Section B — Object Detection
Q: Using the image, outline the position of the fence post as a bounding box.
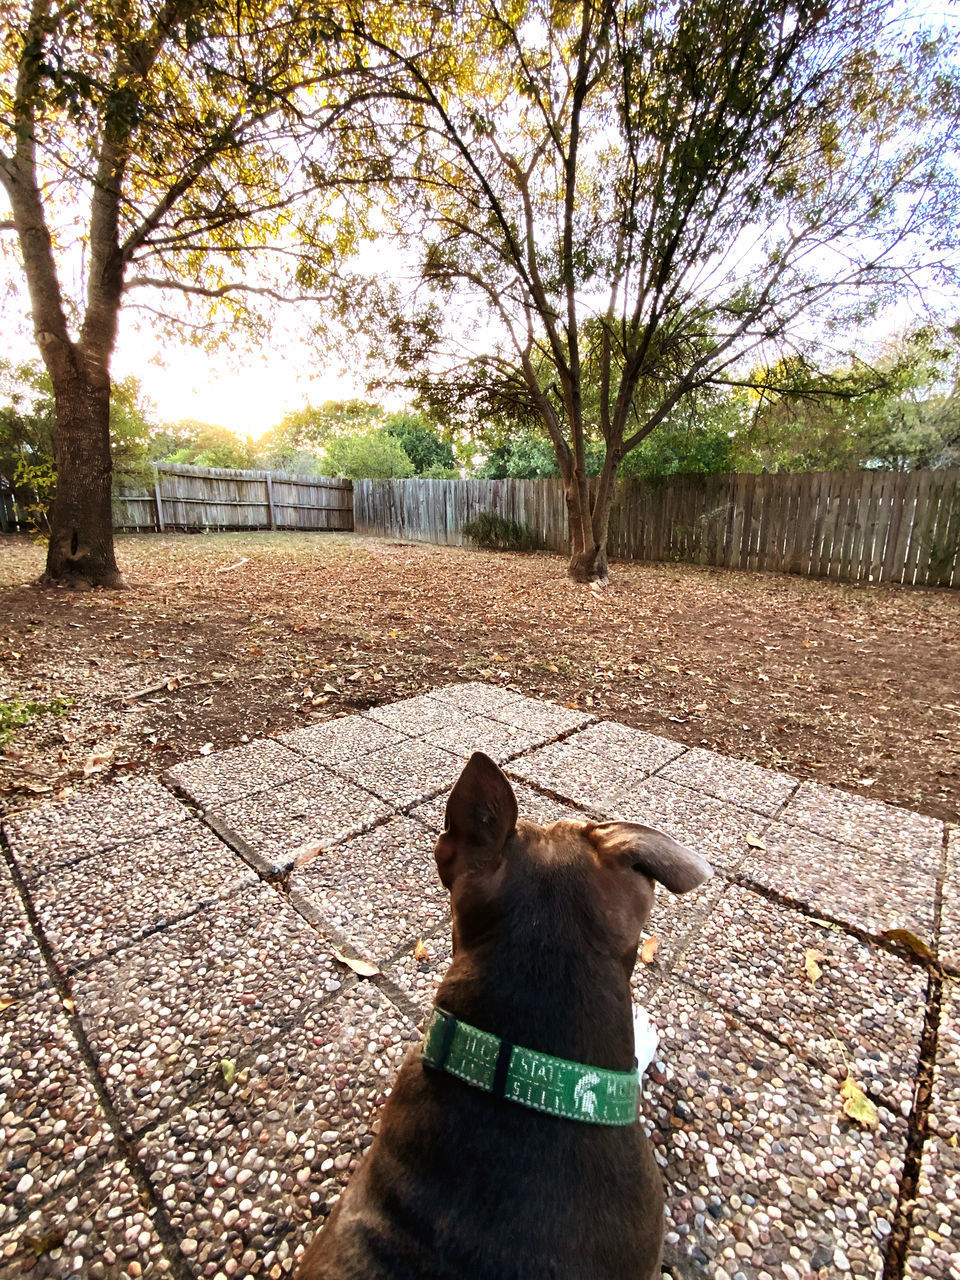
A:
[265,472,276,530]
[153,466,166,533]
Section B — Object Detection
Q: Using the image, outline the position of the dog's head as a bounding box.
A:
[435,752,712,975]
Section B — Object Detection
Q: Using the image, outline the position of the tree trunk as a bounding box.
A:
[565,478,609,582]
[43,373,123,588]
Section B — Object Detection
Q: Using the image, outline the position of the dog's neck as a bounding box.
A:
[435,932,636,1073]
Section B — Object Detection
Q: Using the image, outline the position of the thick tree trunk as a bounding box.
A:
[43,373,123,588]
[565,478,609,582]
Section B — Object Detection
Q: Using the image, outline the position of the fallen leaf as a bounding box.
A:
[198,742,214,755]
[880,929,936,963]
[664,664,680,674]
[640,935,659,964]
[221,1058,236,1087]
[292,841,324,869]
[839,1075,878,1130]
[413,938,430,961]
[82,749,114,776]
[804,948,826,986]
[24,1230,67,1257]
[63,998,75,1013]
[332,948,380,977]
[0,997,18,1013]
[745,833,766,850]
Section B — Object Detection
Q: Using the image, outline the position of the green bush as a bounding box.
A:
[323,429,416,479]
[461,511,543,552]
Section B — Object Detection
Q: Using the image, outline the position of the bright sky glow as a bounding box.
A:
[114,330,366,440]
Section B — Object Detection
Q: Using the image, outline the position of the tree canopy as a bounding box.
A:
[359,0,960,577]
[0,0,386,581]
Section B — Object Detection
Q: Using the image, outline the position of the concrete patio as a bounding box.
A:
[1,683,957,1279]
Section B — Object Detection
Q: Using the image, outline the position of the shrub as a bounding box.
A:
[323,430,416,479]
[461,511,543,552]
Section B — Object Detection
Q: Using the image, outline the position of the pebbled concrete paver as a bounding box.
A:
[166,738,315,809]
[780,781,944,873]
[2,775,189,880]
[645,982,906,1279]
[904,1135,960,1280]
[0,989,114,1228]
[657,745,798,816]
[0,860,48,1000]
[1,683,953,1279]
[740,822,939,945]
[290,815,448,962]
[0,1156,170,1278]
[209,768,392,874]
[277,714,410,767]
[137,985,415,1277]
[72,883,345,1131]
[674,883,927,1115]
[31,820,255,972]
[332,738,463,809]
[566,719,687,773]
[942,826,960,974]
[930,979,960,1142]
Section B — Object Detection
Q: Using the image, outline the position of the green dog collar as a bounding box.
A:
[421,1007,639,1127]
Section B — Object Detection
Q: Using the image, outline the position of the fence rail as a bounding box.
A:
[354,470,960,587]
[113,463,353,533]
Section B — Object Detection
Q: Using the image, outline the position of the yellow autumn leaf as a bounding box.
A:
[879,929,935,963]
[839,1076,878,1130]
[804,948,826,986]
[221,1058,236,1087]
[413,938,430,961]
[640,935,659,964]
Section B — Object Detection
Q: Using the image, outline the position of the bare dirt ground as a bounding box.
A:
[1,530,957,823]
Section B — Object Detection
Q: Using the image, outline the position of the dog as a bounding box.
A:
[296,751,712,1279]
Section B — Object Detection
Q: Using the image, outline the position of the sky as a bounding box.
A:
[114,328,366,441]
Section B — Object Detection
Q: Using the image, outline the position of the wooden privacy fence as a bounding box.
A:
[353,470,960,587]
[113,463,353,533]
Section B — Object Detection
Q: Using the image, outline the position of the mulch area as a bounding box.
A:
[1,530,957,823]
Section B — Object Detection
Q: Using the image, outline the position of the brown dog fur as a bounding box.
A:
[296,752,712,1280]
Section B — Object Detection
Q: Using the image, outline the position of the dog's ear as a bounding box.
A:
[434,752,518,889]
[588,822,712,893]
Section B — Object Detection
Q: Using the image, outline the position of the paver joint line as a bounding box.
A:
[880,968,945,1280]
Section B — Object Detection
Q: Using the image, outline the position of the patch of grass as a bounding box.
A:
[0,696,73,745]
[461,512,543,552]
